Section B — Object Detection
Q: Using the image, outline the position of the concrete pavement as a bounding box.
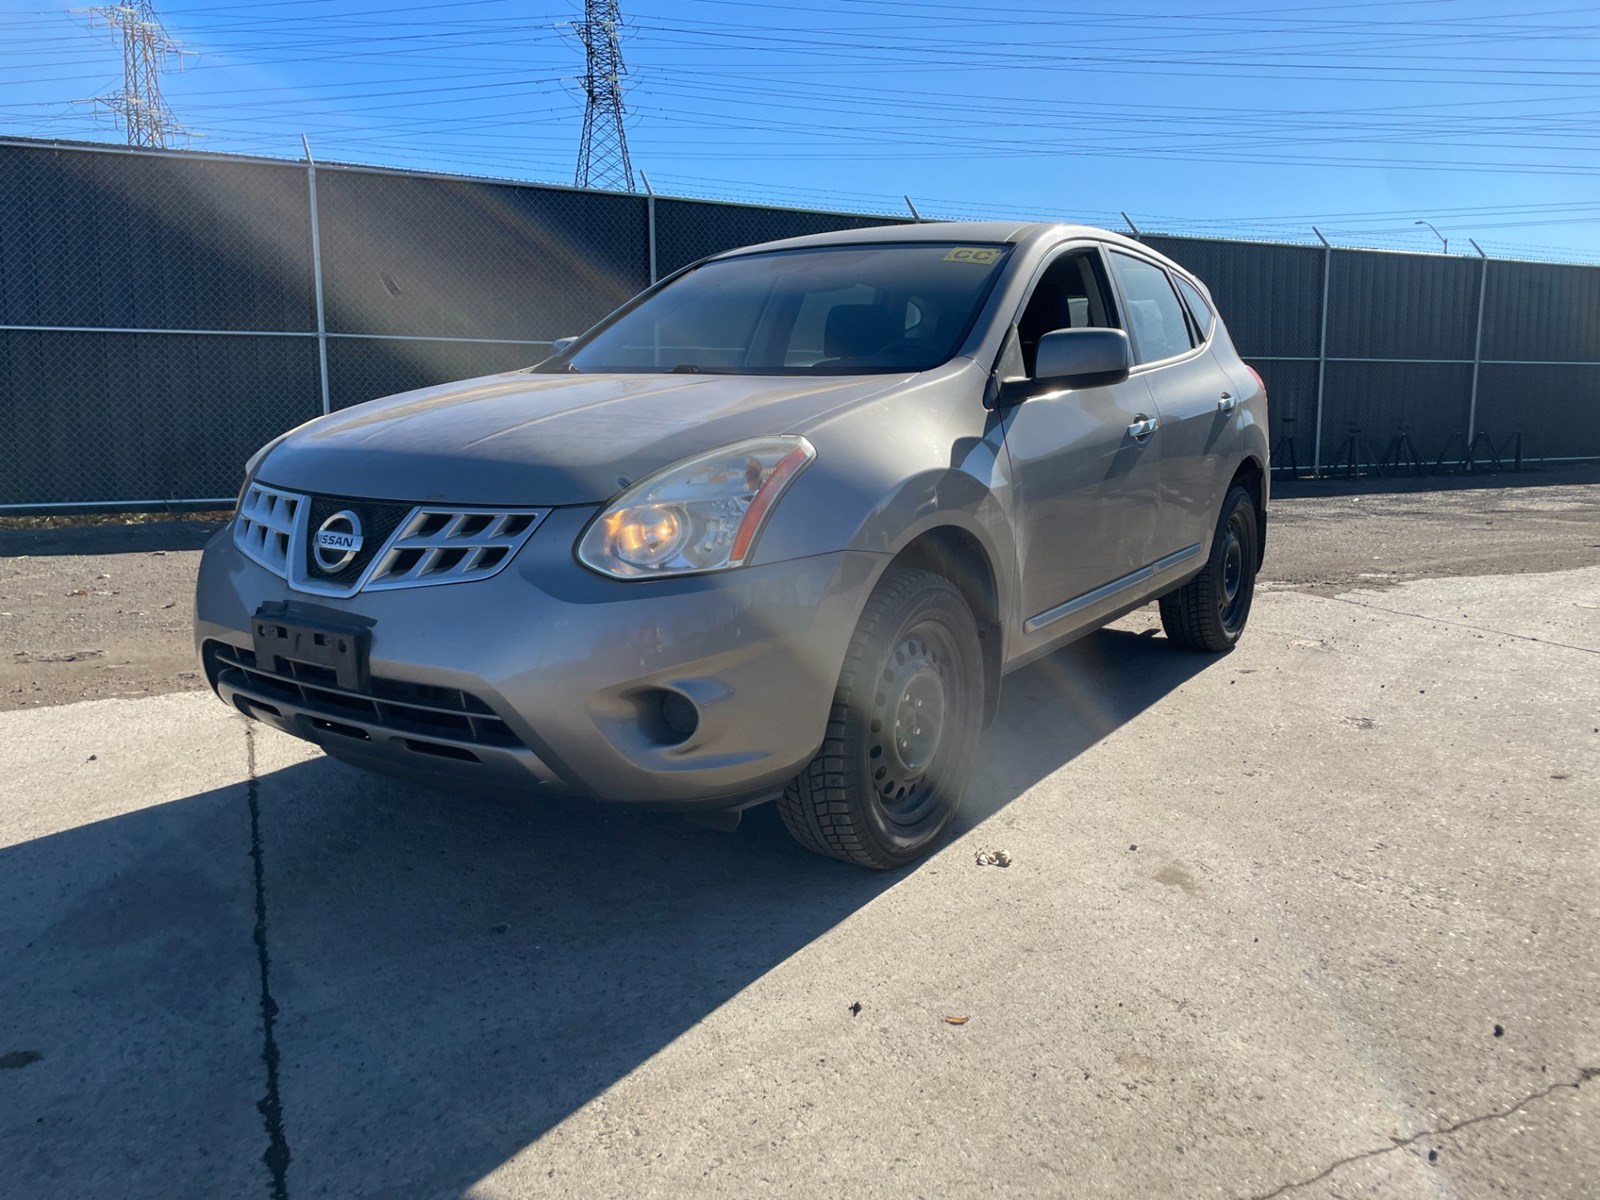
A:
[1,693,269,1198]
[2,567,1596,1198]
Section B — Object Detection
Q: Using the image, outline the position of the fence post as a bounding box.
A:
[1313,227,1332,476]
[301,134,332,416]
[648,196,658,284]
[640,170,658,285]
[1467,239,1489,445]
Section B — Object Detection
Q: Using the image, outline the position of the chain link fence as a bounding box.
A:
[2,137,1597,510]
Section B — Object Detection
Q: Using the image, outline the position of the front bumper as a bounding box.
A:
[196,506,884,810]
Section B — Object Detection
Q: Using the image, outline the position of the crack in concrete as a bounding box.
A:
[1243,1068,1599,1200]
[1326,594,1600,656]
[245,721,292,1200]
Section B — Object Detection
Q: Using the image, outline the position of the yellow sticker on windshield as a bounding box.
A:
[945,247,1001,264]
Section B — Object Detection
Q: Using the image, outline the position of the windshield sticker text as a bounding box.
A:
[945,247,1001,264]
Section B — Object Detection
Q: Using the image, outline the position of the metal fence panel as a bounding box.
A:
[316,168,649,341]
[654,198,907,277]
[1144,236,1325,359]
[3,138,1599,509]
[1320,360,1474,459]
[1327,249,1481,361]
[326,336,549,412]
[0,330,320,506]
[1248,359,1318,463]
[1476,363,1600,461]
[0,142,315,332]
[1482,260,1600,364]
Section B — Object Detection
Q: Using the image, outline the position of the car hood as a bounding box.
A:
[255,369,913,506]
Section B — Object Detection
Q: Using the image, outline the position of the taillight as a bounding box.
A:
[1246,364,1266,402]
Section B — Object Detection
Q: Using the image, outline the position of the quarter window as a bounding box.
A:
[1174,276,1214,341]
[1109,251,1195,364]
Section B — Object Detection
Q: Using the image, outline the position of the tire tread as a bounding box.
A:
[1159,484,1257,653]
[778,567,971,869]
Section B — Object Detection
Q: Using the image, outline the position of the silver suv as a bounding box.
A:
[196,221,1268,868]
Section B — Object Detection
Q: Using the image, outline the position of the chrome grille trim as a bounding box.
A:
[233,482,303,578]
[364,507,550,591]
[231,485,547,594]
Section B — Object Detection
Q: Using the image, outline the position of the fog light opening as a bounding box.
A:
[657,689,700,744]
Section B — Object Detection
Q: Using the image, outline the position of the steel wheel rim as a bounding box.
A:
[1218,511,1250,633]
[866,623,959,829]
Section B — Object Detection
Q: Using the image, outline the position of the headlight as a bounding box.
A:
[578,436,816,578]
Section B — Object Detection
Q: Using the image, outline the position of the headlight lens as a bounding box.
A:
[578,436,815,578]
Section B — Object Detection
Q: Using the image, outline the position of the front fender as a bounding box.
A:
[749,360,1018,624]
[854,470,1017,611]
[741,455,1017,737]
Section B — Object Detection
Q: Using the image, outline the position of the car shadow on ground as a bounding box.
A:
[1,625,1212,1199]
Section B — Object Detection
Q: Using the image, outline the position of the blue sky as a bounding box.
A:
[4,0,1599,260]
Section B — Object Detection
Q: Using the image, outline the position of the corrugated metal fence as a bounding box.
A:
[1142,235,1600,478]
[1,137,1597,510]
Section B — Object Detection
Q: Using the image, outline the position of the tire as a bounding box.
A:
[778,566,984,869]
[1159,484,1259,653]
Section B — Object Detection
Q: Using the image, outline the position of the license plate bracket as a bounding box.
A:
[251,602,372,691]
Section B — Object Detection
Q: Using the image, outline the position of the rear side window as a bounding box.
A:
[1109,251,1194,365]
[1174,276,1214,340]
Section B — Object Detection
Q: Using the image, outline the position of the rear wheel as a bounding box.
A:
[1159,484,1259,652]
[778,567,983,869]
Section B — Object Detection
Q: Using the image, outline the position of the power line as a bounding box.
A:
[574,0,634,191]
[6,0,1599,255]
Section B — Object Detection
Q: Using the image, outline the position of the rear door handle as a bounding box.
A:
[1127,416,1159,440]
[1217,392,1237,413]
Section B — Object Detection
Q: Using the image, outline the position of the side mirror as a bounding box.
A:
[1033,328,1132,387]
[550,336,578,355]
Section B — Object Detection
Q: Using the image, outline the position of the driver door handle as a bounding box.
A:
[1217,392,1238,413]
[1127,415,1159,440]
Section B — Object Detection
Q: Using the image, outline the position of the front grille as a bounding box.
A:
[231,483,549,595]
[364,508,548,590]
[206,641,522,750]
[234,483,302,576]
[302,495,414,590]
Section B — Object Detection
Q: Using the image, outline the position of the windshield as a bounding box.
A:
[558,242,1011,375]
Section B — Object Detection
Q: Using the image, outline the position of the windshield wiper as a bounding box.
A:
[668,363,703,373]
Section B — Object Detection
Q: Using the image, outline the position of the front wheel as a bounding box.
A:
[1159,484,1259,652]
[778,566,983,869]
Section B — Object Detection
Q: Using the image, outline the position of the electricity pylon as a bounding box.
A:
[574,0,634,191]
[89,1,186,148]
